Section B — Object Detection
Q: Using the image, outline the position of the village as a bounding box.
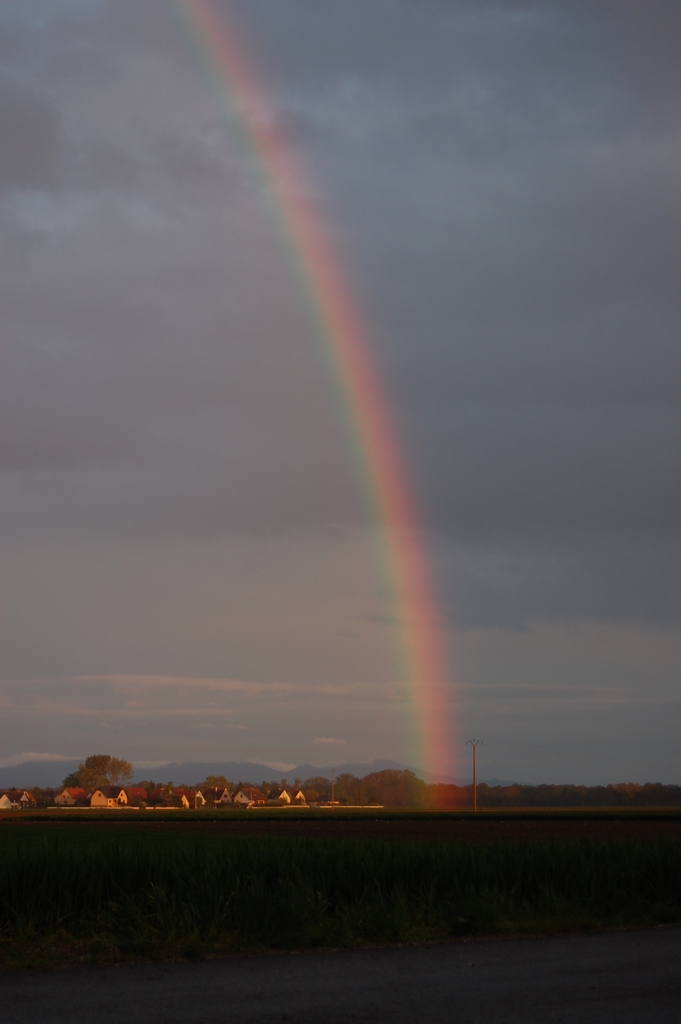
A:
[0,783,311,811]
[4,774,681,811]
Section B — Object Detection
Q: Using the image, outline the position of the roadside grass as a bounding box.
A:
[1,830,681,968]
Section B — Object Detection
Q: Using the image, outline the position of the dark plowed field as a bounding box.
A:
[5,816,681,842]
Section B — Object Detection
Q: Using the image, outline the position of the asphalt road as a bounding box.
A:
[3,928,681,1023]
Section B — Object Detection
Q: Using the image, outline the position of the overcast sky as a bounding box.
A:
[1,0,680,783]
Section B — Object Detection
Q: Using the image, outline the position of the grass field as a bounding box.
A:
[5,806,681,823]
[1,826,681,969]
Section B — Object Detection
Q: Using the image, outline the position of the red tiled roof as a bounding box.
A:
[235,787,265,800]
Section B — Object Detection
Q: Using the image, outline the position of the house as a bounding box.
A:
[199,787,231,807]
[124,787,148,805]
[0,790,38,809]
[147,786,198,808]
[55,787,88,807]
[166,787,206,808]
[271,788,307,805]
[90,786,128,808]
[232,787,266,807]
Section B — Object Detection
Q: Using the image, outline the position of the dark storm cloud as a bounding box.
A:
[2,0,680,632]
[436,534,681,631]
[249,0,681,628]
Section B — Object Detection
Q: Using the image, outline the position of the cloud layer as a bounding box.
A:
[1,1,680,781]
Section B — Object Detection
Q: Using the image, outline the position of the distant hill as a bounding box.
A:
[0,760,81,789]
[0,757,495,789]
[131,758,468,786]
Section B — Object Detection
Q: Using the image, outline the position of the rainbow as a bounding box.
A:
[172,0,457,779]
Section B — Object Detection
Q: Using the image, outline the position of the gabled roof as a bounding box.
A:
[200,787,231,802]
[1,789,36,803]
[92,786,126,798]
[60,788,86,798]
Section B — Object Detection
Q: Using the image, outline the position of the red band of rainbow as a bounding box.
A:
[173,0,457,779]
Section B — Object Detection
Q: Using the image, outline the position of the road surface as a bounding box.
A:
[3,927,681,1023]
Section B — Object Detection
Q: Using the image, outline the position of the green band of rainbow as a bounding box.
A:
[173,0,457,779]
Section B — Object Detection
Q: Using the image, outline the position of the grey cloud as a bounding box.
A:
[0,80,60,190]
[411,404,681,536]
[437,534,681,631]
[2,1,681,781]
[2,1,679,558]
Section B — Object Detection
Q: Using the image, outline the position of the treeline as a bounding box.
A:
[428,782,681,808]
[328,777,681,808]
[305,769,427,807]
[12,769,681,810]
[147,773,681,809]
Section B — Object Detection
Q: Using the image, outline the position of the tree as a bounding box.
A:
[71,754,133,792]
[361,769,426,808]
[201,775,229,790]
[107,757,134,786]
[31,787,54,808]
[135,781,156,799]
[75,755,112,791]
[303,776,331,800]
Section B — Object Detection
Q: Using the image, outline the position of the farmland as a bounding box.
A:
[3,805,681,842]
[2,812,681,969]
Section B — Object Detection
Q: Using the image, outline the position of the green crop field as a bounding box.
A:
[1,827,681,969]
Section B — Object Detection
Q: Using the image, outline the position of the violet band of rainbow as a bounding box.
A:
[172,0,457,779]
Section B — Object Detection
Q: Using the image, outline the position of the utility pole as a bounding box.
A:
[331,768,335,807]
[466,739,483,812]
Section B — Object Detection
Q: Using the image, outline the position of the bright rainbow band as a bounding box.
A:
[173,0,457,779]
